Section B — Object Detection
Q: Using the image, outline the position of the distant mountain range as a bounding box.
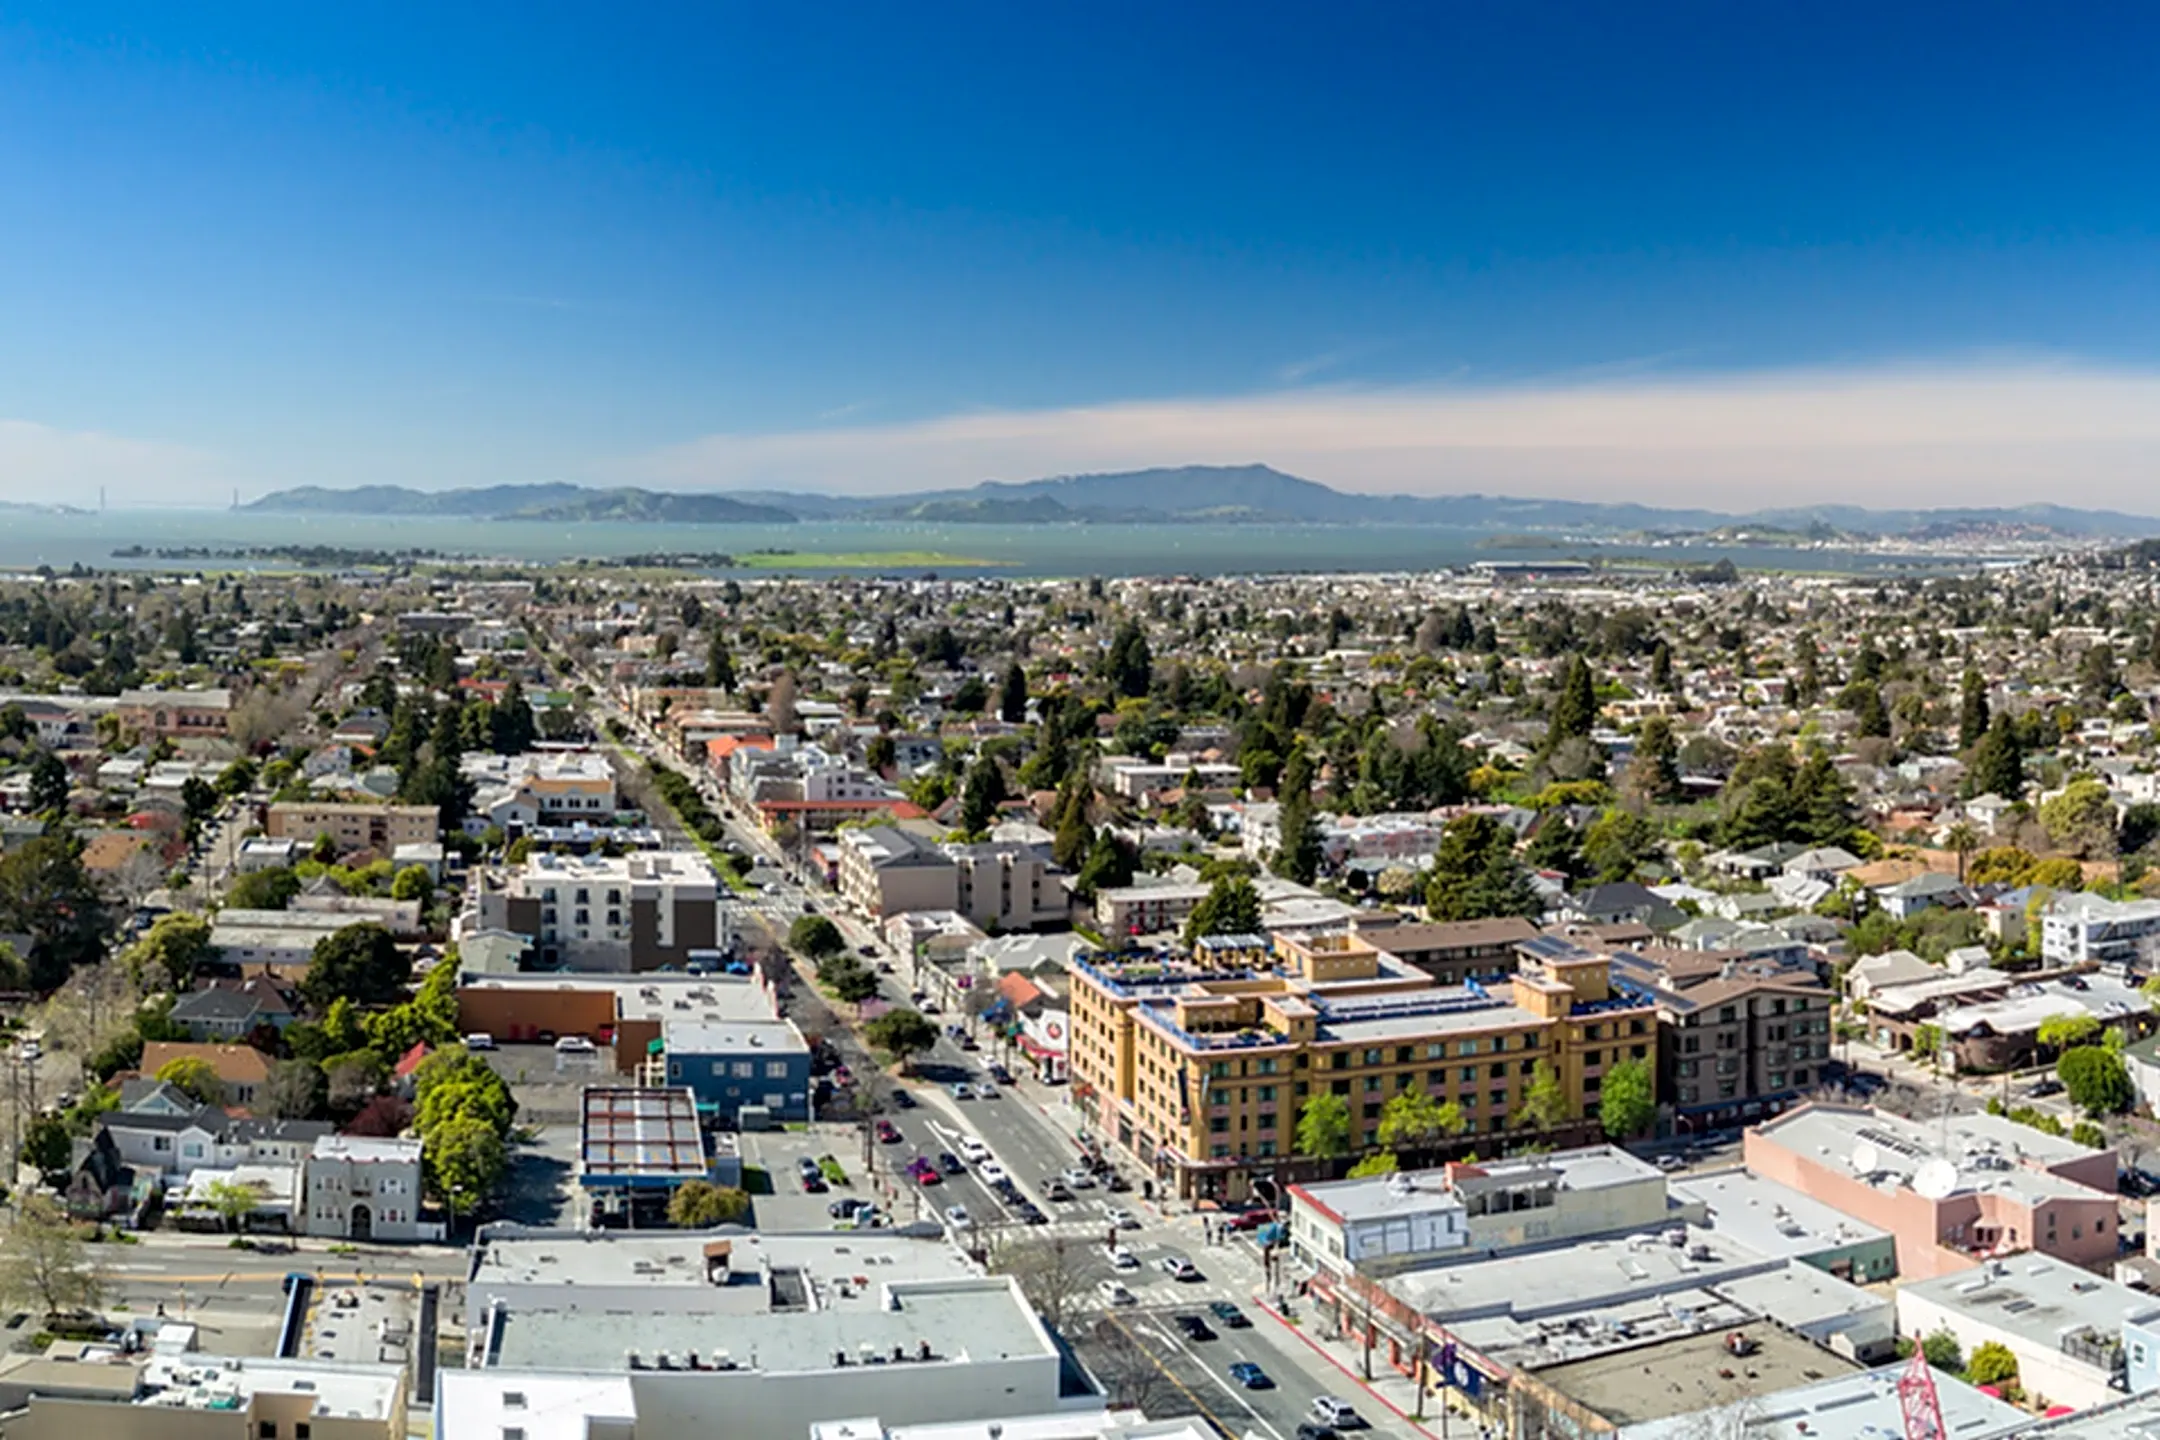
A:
[241,466,2160,539]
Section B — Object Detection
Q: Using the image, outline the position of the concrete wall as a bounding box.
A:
[1896,1285,2121,1412]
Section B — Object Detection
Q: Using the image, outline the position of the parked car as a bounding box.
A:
[958,1137,991,1163]
[800,1172,828,1194]
[1297,1426,1340,1440]
[1208,1300,1250,1328]
[463,1033,497,1051]
[1228,1362,1272,1389]
[987,1063,1013,1085]
[2027,1077,2065,1098]
[978,1160,1009,1184]
[553,1035,597,1054]
[828,1197,875,1218]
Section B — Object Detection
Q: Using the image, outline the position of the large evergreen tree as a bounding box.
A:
[1426,815,1539,921]
[1958,667,1990,751]
[1273,747,1322,885]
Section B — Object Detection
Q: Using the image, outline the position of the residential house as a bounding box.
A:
[138,1041,273,1109]
[301,1135,435,1242]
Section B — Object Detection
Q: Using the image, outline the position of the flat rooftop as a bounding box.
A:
[1297,1146,1662,1225]
[1754,1103,2109,1204]
[1901,1256,2160,1353]
[297,1282,423,1369]
[1615,1363,2023,1440]
[435,1371,637,1440]
[137,1354,402,1421]
[489,1278,1050,1376]
[1671,1167,1892,1261]
[1530,1323,1857,1429]
[461,972,780,1026]
[580,1087,707,1184]
[471,1226,973,1294]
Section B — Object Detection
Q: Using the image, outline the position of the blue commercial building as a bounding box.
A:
[661,1016,814,1124]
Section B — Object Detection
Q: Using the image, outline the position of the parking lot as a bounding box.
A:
[738,1124,911,1231]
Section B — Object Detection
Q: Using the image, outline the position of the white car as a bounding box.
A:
[1105,1206,1139,1229]
[463,1033,497,1051]
[1061,1166,1097,1189]
[1105,1245,1139,1270]
[944,1205,972,1227]
[958,1137,992,1163]
[978,1160,1009,1184]
[1097,1280,1136,1306]
[554,1035,598,1054]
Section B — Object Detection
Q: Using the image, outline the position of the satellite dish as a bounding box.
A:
[1913,1158,1959,1200]
[1851,1141,1880,1175]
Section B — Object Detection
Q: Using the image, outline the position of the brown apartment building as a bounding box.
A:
[1351,915,1543,984]
[1069,931,1656,1202]
[1611,949,1834,1135]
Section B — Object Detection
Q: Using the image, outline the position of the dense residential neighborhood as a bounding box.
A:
[8,555,2160,1437]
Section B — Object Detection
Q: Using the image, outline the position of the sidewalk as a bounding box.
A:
[1250,1293,1496,1440]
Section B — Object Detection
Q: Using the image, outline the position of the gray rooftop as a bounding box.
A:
[1670,1167,1892,1262]
[1297,1146,1662,1225]
[1616,1362,2024,1440]
[1754,1104,2108,1205]
[1900,1256,2160,1354]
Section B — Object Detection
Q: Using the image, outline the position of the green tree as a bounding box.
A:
[1273,747,1322,885]
[1965,1340,2018,1388]
[1377,1090,1466,1152]
[1840,679,1890,738]
[1944,821,1981,884]
[0,835,109,988]
[227,866,302,911]
[389,864,433,902]
[180,776,218,835]
[864,1009,939,1073]
[1426,814,1539,922]
[489,678,537,754]
[154,1056,226,1105]
[302,923,410,1009]
[1958,668,1990,750]
[1966,714,2025,800]
[426,1113,508,1218]
[1051,779,1093,873]
[1582,808,1661,883]
[1920,1327,1963,1371]
[1515,1060,1570,1131]
[958,753,1007,834]
[820,956,881,1009]
[1184,875,1262,941]
[667,1179,752,1227]
[205,1178,260,1234]
[998,662,1029,724]
[2037,1013,2102,1053]
[27,750,68,816]
[20,1114,71,1176]
[1546,656,1597,750]
[1075,831,1138,902]
[0,1195,105,1320]
[1294,1093,1353,1159]
[789,914,844,960]
[1345,1152,1399,1179]
[2041,777,2118,859]
[129,913,213,989]
[1599,1058,1656,1139]
[705,628,737,691]
[1622,715,1682,803]
[1650,641,1675,694]
[1105,622,1152,699]
[2059,1044,2134,1116]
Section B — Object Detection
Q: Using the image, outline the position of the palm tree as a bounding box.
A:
[1944,820,1981,884]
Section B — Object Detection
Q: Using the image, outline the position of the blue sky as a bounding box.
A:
[4,3,2160,507]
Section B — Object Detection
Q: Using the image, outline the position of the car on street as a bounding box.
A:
[975,1081,998,1098]
[938,1150,966,1174]
[1105,1206,1138,1229]
[1043,1179,1073,1202]
[891,1089,917,1109]
[1061,1166,1097,1189]
[1097,1280,1136,1306]
[1208,1300,1250,1328]
[1227,1362,1272,1389]
[907,1158,942,1185]
[950,1082,975,1100]
[944,1205,971,1227]
[874,1119,902,1144]
[958,1137,991,1162]
[2027,1077,2065,1098]
[1225,1207,1275,1232]
[978,1159,1009,1184]
[1105,1245,1138,1270]
[1310,1397,1365,1429]
[1296,1426,1339,1440]
[1017,1203,1048,1225]
[988,1063,1013,1085]
[1159,1253,1201,1281]
[1173,1313,1215,1341]
[1655,1154,1686,1172]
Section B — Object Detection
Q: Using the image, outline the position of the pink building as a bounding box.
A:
[1744,1103,2120,1281]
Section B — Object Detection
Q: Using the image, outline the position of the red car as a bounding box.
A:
[1226,1208,1277,1233]
[875,1119,902,1144]
[908,1157,942,1186]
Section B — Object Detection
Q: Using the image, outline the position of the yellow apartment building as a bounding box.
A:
[1068,931,1657,1202]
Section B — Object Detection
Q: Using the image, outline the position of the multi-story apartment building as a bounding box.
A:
[1093,880,1211,938]
[462,748,619,833]
[301,1134,433,1242]
[835,825,958,918]
[467,850,723,972]
[2041,890,2160,965]
[265,801,440,854]
[947,841,1068,931]
[1068,931,1656,1202]
[1354,916,1542,985]
[1611,950,1834,1132]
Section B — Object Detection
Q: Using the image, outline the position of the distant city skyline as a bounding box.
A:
[3,6,2159,508]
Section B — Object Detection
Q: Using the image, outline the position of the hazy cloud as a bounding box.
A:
[0,420,221,507]
[618,360,2160,511]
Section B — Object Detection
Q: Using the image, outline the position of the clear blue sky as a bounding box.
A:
[4,3,2160,506]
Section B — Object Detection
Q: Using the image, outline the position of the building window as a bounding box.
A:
[732,1062,753,1078]
[766,1061,788,1078]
